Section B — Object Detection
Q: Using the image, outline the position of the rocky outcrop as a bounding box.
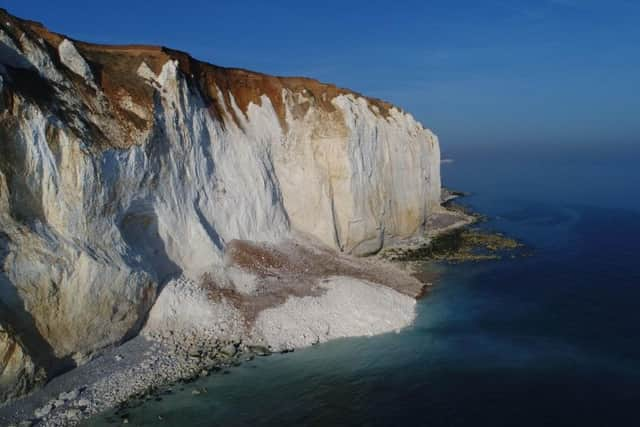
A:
[0,322,45,402]
[0,7,441,402]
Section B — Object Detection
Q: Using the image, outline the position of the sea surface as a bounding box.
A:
[86,143,640,426]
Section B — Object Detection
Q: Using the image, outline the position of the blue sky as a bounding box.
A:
[4,0,640,149]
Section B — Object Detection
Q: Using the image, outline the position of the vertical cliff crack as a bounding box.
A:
[328,180,343,251]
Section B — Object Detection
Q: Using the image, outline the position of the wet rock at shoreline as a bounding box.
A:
[384,227,524,263]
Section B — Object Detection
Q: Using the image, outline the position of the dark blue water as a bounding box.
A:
[87,144,640,427]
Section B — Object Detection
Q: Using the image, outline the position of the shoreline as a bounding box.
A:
[0,207,477,427]
[0,333,275,426]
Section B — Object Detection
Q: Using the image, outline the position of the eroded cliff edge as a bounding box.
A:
[0,8,442,405]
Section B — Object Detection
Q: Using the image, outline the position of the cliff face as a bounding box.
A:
[0,9,440,400]
[0,321,44,402]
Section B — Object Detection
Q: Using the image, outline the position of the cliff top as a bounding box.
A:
[0,8,398,130]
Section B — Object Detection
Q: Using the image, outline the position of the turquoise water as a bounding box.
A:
[87,144,640,426]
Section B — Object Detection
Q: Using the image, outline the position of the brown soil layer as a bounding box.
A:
[0,8,400,140]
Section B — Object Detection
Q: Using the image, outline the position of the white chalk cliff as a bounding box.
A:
[0,9,441,401]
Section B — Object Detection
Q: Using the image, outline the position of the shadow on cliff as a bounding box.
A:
[118,207,183,345]
[119,207,182,287]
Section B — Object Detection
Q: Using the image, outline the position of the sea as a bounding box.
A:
[85,142,640,426]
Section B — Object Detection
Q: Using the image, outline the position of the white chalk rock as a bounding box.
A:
[137,61,157,82]
[0,8,442,403]
[254,276,417,350]
[58,38,94,83]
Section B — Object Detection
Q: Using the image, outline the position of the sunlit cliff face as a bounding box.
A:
[0,7,440,401]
